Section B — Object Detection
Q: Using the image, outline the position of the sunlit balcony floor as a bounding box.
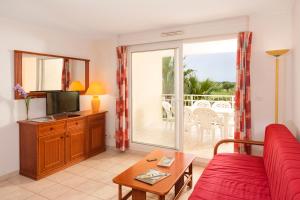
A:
[132,122,234,160]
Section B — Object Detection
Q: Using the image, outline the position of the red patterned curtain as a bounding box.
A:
[62,58,70,91]
[116,46,129,151]
[234,32,253,154]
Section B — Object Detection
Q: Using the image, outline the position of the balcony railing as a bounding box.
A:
[162,94,235,108]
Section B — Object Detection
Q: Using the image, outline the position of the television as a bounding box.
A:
[46,91,80,115]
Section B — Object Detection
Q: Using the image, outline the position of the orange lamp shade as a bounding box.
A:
[69,81,84,91]
[86,82,106,113]
[86,82,105,95]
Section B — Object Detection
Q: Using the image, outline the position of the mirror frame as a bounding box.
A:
[14,50,90,99]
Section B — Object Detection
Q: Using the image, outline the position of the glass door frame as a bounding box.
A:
[128,41,184,151]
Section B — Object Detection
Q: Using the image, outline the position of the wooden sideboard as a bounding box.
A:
[18,111,106,180]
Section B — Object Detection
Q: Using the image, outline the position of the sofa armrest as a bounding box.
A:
[214,139,264,155]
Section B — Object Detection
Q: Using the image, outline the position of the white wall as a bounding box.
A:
[292,0,300,140]
[92,38,119,147]
[249,10,293,141]
[0,18,98,176]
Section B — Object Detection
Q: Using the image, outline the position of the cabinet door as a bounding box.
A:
[88,116,105,156]
[39,133,65,174]
[66,130,85,162]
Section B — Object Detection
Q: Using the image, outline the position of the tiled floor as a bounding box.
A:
[0,150,204,200]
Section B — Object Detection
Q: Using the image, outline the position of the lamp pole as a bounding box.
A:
[266,49,289,124]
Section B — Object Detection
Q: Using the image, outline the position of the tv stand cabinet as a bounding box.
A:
[18,110,106,180]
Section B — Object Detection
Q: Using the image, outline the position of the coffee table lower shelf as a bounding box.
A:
[118,164,193,200]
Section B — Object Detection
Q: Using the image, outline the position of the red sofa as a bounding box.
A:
[189,124,300,200]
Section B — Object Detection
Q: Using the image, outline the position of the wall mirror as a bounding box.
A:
[14,50,89,99]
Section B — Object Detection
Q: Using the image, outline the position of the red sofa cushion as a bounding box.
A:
[189,153,271,200]
[263,124,300,200]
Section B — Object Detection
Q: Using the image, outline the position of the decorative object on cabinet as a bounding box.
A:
[69,81,85,91]
[14,84,31,120]
[18,110,106,180]
[86,82,106,113]
[266,49,289,124]
[14,50,90,99]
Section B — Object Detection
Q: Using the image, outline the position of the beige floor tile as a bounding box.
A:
[91,185,116,199]
[21,178,56,193]
[38,183,72,199]
[7,175,33,186]
[65,164,91,175]
[55,189,87,200]
[25,194,48,200]
[0,181,20,196]
[74,179,105,195]
[60,175,88,188]
[2,187,34,200]
[46,171,76,183]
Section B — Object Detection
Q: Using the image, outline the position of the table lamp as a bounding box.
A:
[69,81,84,91]
[266,49,289,123]
[86,82,105,113]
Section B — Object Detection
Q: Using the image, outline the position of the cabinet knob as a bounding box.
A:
[75,122,78,125]
[60,136,64,139]
[50,127,54,131]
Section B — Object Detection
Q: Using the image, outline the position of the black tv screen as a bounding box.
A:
[46,91,80,115]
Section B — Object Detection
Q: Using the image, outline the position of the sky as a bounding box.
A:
[183,39,237,82]
[184,52,236,82]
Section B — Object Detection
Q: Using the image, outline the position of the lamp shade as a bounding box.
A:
[69,81,84,91]
[86,82,105,95]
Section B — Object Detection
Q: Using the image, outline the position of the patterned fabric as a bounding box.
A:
[234,32,253,154]
[116,46,129,151]
[62,58,70,91]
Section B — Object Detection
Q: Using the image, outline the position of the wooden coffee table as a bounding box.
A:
[113,150,196,200]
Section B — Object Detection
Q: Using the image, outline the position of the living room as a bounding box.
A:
[0,0,300,200]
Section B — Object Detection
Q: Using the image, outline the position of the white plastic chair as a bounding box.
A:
[192,108,222,144]
[212,101,232,138]
[192,100,211,109]
[212,101,231,111]
[184,107,194,132]
[162,101,174,128]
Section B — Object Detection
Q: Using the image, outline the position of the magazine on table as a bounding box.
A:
[135,169,170,185]
[157,156,175,167]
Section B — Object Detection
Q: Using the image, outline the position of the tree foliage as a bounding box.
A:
[162,56,235,95]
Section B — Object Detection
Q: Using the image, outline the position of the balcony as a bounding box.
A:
[162,94,235,159]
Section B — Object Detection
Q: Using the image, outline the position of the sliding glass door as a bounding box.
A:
[129,36,237,158]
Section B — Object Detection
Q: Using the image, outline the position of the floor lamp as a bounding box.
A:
[266,49,289,124]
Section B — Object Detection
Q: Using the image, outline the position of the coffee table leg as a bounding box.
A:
[132,189,146,200]
[175,175,184,195]
[118,185,122,200]
[188,163,193,188]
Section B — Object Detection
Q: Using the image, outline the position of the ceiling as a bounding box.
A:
[0,0,293,38]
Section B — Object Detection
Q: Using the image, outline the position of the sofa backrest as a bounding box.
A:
[264,124,300,200]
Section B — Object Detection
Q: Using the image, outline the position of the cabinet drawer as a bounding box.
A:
[39,121,66,137]
[67,118,86,131]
